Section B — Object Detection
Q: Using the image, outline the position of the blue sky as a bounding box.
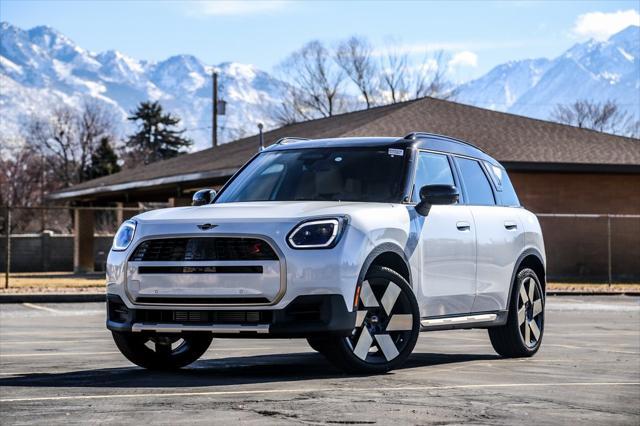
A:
[2,0,639,81]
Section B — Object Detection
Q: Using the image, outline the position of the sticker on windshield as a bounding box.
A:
[388,148,404,157]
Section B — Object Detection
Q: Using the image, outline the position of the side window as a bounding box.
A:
[455,157,496,205]
[484,162,520,207]
[499,172,520,206]
[485,163,504,190]
[412,152,456,202]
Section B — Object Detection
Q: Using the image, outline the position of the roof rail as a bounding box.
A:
[403,132,432,140]
[403,132,487,154]
[274,136,310,145]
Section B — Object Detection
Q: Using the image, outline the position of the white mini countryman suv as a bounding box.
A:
[107,133,546,374]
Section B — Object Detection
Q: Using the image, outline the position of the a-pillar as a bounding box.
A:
[74,208,95,273]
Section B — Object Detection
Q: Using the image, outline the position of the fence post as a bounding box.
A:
[607,215,612,288]
[4,207,11,289]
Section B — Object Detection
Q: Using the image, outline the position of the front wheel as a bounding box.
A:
[112,331,213,370]
[321,266,420,374]
[488,268,545,357]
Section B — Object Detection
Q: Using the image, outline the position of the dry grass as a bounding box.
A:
[0,272,104,293]
[0,272,638,294]
[547,282,640,293]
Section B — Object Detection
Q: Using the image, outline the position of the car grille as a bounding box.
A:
[129,237,278,262]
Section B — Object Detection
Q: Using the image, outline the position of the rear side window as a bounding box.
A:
[485,162,520,207]
[455,157,495,205]
[412,152,456,202]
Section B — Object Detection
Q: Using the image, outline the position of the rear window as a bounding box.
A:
[455,157,496,205]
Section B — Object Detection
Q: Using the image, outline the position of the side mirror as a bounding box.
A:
[192,189,217,206]
[416,184,459,216]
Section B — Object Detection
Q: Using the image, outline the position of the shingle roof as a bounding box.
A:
[52,96,640,200]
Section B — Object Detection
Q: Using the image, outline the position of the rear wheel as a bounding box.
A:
[321,266,420,374]
[488,268,544,357]
[112,331,213,370]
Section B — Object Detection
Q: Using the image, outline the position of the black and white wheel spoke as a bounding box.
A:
[349,279,414,363]
[518,277,544,347]
[143,336,186,356]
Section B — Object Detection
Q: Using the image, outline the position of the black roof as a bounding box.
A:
[268,133,500,166]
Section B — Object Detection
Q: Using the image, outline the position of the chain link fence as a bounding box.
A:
[1,206,639,289]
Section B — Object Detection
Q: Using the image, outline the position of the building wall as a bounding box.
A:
[509,171,640,282]
[509,171,640,214]
[0,234,113,272]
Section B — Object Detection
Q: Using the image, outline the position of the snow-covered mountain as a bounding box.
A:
[1,22,638,153]
[0,22,286,150]
[456,26,640,121]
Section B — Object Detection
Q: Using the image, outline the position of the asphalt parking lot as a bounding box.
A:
[0,296,638,425]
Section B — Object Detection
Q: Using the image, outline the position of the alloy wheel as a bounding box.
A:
[346,278,415,363]
[517,276,543,348]
[143,335,190,356]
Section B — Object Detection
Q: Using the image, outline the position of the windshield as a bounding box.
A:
[216,147,409,203]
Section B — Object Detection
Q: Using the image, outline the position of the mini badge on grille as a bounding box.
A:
[197,223,218,230]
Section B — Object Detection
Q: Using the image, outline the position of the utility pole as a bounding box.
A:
[212,71,218,147]
[4,207,10,289]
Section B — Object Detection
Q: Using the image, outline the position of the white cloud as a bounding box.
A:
[572,9,640,41]
[186,1,288,17]
[448,51,478,68]
[372,40,528,57]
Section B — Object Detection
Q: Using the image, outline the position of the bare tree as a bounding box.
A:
[0,145,47,208]
[23,101,118,188]
[278,40,346,118]
[625,119,640,139]
[378,43,410,104]
[0,144,61,232]
[335,36,378,109]
[412,50,457,100]
[271,85,314,126]
[550,99,631,135]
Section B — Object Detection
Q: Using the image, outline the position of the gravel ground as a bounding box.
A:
[0,296,638,425]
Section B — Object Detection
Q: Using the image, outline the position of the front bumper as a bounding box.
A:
[106,294,356,338]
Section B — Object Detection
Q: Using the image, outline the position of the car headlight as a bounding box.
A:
[112,220,137,251]
[287,218,345,249]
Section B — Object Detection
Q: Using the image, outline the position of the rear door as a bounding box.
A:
[453,157,524,313]
[413,151,476,317]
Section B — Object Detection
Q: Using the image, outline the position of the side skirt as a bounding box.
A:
[420,311,508,331]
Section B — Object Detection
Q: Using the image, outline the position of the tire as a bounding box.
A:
[307,337,331,354]
[320,265,420,374]
[112,331,213,370]
[488,268,545,358]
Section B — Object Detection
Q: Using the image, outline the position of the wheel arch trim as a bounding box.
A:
[357,243,413,289]
[506,248,546,310]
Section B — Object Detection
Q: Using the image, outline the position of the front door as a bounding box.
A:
[412,151,477,317]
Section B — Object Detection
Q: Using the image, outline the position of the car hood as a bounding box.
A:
[134,201,397,223]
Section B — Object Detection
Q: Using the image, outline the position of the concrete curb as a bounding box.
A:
[0,293,105,303]
[547,291,640,296]
[0,292,637,303]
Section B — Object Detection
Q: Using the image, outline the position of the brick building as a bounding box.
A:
[50,96,640,281]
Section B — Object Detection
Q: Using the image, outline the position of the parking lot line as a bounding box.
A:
[0,351,120,357]
[20,303,64,314]
[1,382,637,404]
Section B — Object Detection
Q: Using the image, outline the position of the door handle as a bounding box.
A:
[504,221,518,230]
[456,221,471,231]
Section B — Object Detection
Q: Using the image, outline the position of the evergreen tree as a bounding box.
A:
[84,136,121,180]
[125,101,192,164]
